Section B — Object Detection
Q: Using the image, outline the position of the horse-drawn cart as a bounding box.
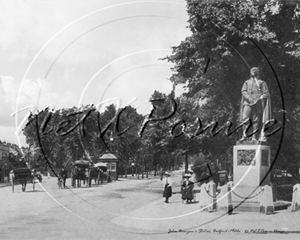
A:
[71,160,93,188]
[70,160,108,188]
[10,168,35,193]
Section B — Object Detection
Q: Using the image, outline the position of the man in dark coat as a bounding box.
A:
[59,168,68,188]
[162,172,172,203]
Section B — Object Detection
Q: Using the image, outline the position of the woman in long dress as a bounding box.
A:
[181,174,194,203]
[162,172,172,203]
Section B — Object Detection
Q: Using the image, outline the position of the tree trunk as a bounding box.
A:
[125,167,127,178]
[185,153,189,172]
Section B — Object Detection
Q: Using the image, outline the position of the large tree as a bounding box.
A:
[163,0,300,170]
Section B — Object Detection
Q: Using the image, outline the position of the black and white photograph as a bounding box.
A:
[1,0,300,239]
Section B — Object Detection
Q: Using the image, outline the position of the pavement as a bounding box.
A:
[111,170,300,239]
[1,170,300,239]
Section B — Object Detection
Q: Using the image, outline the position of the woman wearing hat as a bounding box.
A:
[181,174,194,203]
[162,172,172,203]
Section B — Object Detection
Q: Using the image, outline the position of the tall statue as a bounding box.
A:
[239,67,271,142]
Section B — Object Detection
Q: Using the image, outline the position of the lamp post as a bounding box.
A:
[142,159,144,179]
[109,131,114,182]
[109,131,114,153]
[131,163,135,177]
[88,162,92,187]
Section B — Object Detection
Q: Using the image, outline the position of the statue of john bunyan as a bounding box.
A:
[239,67,271,142]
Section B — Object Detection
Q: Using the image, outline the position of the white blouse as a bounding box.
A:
[162,176,172,187]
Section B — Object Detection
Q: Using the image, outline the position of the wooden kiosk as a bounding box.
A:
[98,153,118,181]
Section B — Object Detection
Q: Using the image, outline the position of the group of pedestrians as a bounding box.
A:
[162,170,195,204]
[181,173,194,203]
[162,163,221,204]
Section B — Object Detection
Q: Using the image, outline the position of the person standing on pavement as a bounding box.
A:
[59,168,68,188]
[160,168,164,181]
[181,175,188,203]
[9,170,15,183]
[181,174,194,204]
[162,172,172,203]
[186,175,194,203]
[99,169,104,184]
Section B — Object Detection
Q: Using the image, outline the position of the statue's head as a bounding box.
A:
[250,67,259,78]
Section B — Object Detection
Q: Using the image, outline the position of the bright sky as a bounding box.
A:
[0,0,191,147]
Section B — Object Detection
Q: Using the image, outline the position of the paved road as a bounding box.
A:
[1,171,300,240]
[0,172,181,240]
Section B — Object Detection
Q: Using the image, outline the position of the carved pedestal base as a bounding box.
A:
[232,144,271,212]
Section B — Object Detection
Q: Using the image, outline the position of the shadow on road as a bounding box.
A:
[25,190,44,193]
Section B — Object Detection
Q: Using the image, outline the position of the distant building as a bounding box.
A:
[0,141,10,182]
[0,141,24,182]
[98,153,119,181]
[9,144,22,164]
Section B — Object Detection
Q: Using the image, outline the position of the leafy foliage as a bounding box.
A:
[23,0,300,175]
[163,0,300,170]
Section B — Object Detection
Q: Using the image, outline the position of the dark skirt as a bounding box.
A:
[186,185,194,200]
[163,185,172,198]
[181,186,194,200]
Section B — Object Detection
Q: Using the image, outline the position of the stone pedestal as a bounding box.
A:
[232,144,271,212]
